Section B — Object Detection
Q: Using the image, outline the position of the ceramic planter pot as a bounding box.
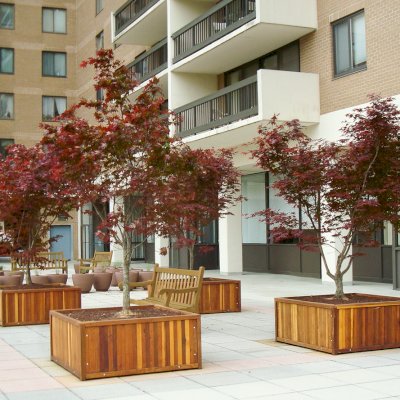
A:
[105,267,122,286]
[47,274,68,285]
[138,271,153,282]
[31,275,50,285]
[4,271,24,284]
[0,275,21,286]
[72,273,94,293]
[115,270,139,290]
[93,272,112,291]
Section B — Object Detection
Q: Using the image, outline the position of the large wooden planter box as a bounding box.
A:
[275,293,400,354]
[0,285,81,326]
[50,305,202,380]
[200,277,241,314]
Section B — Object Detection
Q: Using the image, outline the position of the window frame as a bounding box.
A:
[96,30,104,51]
[0,138,14,157]
[42,51,67,78]
[0,3,14,30]
[332,10,367,78]
[42,7,67,34]
[0,47,14,74]
[95,0,104,15]
[0,92,14,120]
[42,95,67,121]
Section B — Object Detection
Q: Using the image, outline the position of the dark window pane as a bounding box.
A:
[0,4,14,29]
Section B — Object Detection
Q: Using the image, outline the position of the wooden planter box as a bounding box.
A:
[200,277,241,314]
[50,305,202,380]
[0,285,81,326]
[275,293,400,354]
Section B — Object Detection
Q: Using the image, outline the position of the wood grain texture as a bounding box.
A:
[0,286,81,326]
[50,305,202,380]
[200,278,241,313]
[275,294,400,354]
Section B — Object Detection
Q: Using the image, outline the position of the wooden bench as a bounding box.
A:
[125,265,205,313]
[78,251,113,273]
[11,251,68,274]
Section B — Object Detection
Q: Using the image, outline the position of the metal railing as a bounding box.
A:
[127,38,167,83]
[172,0,256,63]
[175,75,258,138]
[115,0,161,36]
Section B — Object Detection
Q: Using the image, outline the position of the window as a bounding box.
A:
[0,138,14,157]
[42,52,66,77]
[96,88,104,102]
[0,93,13,119]
[0,3,14,29]
[96,30,104,51]
[333,11,366,77]
[43,8,66,33]
[96,0,104,15]
[42,96,66,120]
[0,48,13,73]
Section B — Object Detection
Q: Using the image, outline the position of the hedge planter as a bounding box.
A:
[50,305,202,380]
[200,277,241,314]
[0,284,81,326]
[275,293,400,354]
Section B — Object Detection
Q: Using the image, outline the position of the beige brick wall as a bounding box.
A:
[301,0,400,115]
[0,0,77,146]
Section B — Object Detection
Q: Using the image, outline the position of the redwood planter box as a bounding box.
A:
[200,277,241,314]
[0,285,81,326]
[50,305,202,380]
[275,293,400,354]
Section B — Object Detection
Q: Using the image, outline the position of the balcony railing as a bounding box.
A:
[127,38,167,84]
[172,0,256,64]
[175,75,258,138]
[115,0,161,36]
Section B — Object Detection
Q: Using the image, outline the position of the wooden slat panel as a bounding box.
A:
[200,279,241,313]
[1,287,81,326]
[337,304,400,352]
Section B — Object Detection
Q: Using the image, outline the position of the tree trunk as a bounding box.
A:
[121,232,133,316]
[188,245,194,270]
[334,274,344,299]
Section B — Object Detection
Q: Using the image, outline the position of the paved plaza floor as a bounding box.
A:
[1,267,400,399]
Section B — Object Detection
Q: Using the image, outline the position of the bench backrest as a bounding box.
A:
[11,251,67,272]
[149,265,205,313]
[91,251,113,268]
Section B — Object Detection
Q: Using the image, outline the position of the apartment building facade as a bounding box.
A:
[1,0,399,285]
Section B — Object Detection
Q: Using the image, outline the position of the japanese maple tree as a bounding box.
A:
[156,146,241,270]
[250,97,400,298]
[42,49,240,313]
[0,144,77,284]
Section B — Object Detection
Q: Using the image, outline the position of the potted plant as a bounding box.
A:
[44,49,241,379]
[250,96,400,354]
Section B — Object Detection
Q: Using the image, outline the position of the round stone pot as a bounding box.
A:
[0,275,21,286]
[47,274,68,284]
[93,272,112,291]
[31,275,50,284]
[4,270,24,284]
[138,271,153,282]
[72,273,94,293]
[105,267,122,287]
[115,270,139,290]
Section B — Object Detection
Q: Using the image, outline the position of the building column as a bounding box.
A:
[218,200,243,275]
[321,232,353,285]
[155,236,170,267]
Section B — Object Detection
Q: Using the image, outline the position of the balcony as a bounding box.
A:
[127,39,168,84]
[173,0,256,64]
[172,0,317,74]
[175,69,320,149]
[113,0,166,46]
